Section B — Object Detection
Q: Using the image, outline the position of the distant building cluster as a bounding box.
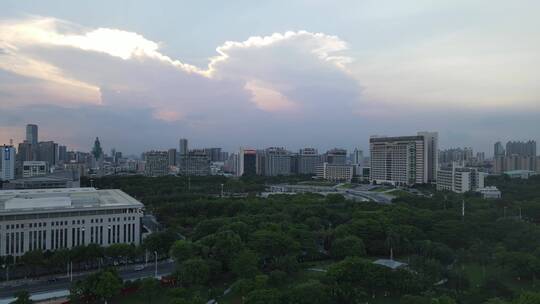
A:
[493,140,538,174]
[1,124,538,199]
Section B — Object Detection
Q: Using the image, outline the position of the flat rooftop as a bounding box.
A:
[0,187,143,214]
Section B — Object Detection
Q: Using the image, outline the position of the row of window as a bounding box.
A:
[1,223,138,255]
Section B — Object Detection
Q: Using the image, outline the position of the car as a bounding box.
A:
[134,265,145,271]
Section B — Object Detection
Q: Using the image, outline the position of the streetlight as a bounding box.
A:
[154,251,158,278]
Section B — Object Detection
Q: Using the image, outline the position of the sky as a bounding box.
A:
[0,0,539,155]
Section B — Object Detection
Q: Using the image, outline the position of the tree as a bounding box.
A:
[232,250,259,279]
[178,258,210,286]
[330,236,366,259]
[286,280,330,304]
[140,278,160,304]
[244,289,282,304]
[94,271,123,304]
[170,240,196,262]
[20,250,45,276]
[10,291,33,304]
[513,292,540,304]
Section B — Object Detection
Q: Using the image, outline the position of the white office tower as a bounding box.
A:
[370,132,438,186]
[1,146,16,181]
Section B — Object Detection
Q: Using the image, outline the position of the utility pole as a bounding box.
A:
[461,200,465,218]
[519,207,522,220]
[221,183,224,198]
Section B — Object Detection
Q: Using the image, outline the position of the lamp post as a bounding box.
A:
[154,251,158,278]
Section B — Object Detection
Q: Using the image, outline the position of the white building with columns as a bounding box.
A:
[0,187,143,257]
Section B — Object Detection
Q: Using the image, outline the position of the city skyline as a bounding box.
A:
[1,1,540,153]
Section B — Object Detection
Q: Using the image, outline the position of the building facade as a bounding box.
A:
[0,188,143,257]
[263,147,291,176]
[297,148,321,175]
[369,135,428,186]
[144,151,169,177]
[179,149,211,176]
[1,146,16,181]
[436,163,486,193]
[26,124,38,146]
[316,163,353,182]
[22,161,49,178]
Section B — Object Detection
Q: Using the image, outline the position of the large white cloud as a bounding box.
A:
[0,17,363,151]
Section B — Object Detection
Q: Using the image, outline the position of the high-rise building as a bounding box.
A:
[238,148,257,176]
[325,148,347,165]
[26,124,38,146]
[493,140,537,174]
[224,153,239,175]
[179,149,211,176]
[17,141,34,162]
[351,148,364,165]
[297,148,321,175]
[144,151,169,177]
[494,142,505,157]
[179,138,188,156]
[370,132,438,186]
[203,148,222,162]
[264,147,291,176]
[1,145,16,181]
[506,141,536,157]
[58,145,67,163]
[37,141,57,167]
[418,131,439,183]
[168,148,177,167]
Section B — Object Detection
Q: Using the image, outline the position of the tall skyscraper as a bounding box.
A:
[179,138,188,156]
[26,124,38,146]
[370,132,438,186]
[418,131,439,183]
[1,145,16,181]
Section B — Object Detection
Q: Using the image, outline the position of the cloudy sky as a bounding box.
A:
[1,0,539,155]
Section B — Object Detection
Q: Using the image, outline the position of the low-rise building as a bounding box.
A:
[476,186,502,199]
[503,170,537,179]
[22,161,49,178]
[436,163,486,193]
[0,187,144,257]
[316,163,353,182]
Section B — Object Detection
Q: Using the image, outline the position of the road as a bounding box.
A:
[0,260,175,301]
